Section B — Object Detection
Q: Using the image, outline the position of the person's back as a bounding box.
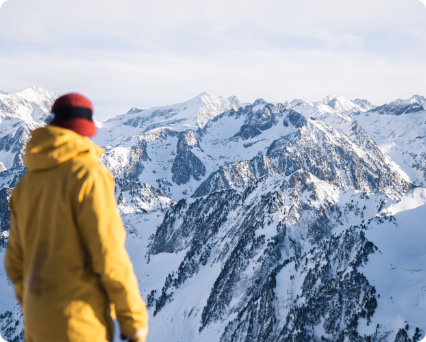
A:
[5,94,148,342]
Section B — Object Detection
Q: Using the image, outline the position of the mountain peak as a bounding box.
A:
[252,98,267,106]
[325,95,363,113]
[290,99,304,107]
[16,85,57,103]
[0,90,8,95]
[0,86,57,124]
[125,107,144,115]
[226,95,239,102]
[392,95,425,106]
[370,95,426,115]
[21,85,49,94]
[320,95,334,104]
[352,98,374,111]
[101,91,243,134]
[29,85,43,91]
[408,94,426,104]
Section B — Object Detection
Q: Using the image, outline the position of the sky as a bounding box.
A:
[0,0,426,120]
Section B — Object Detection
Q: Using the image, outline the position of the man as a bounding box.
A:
[5,93,148,342]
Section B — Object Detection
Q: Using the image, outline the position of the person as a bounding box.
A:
[5,93,149,342]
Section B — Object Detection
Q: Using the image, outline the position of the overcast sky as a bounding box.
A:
[0,0,426,120]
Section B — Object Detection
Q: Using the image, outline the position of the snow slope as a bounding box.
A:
[361,205,426,340]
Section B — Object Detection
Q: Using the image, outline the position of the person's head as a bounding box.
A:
[50,93,97,138]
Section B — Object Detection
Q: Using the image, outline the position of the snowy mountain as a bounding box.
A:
[95,92,244,145]
[94,101,413,201]
[352,99,375,111]
[0,86,56,169]
[0,86,56,123]
[0,87,426,342]
[131,173,425,342]
[303,96,426,188]
[321,95,364,113]
[369,95,426,116]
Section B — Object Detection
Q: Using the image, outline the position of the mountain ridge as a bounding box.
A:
[0,87,425,342]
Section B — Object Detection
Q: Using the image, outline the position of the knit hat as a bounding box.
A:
[50,93,97,138]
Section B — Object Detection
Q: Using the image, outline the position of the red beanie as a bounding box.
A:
[50,93,97,138]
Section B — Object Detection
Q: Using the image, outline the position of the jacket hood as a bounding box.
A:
[24,126,105,172]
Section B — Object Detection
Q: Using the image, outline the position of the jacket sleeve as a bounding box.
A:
[5,197,24,306]
[75,167,148,342]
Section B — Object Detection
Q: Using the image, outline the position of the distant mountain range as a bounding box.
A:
[0,87,425,342]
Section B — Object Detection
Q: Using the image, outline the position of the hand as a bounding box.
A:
[120,334,134,342]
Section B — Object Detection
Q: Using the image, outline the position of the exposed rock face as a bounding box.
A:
[0,123,37,169]
[124,140,151,181]
[0,187,12,252]
[287,110,307,128]
[171,131,206,185]
[234,100,291,140]
[368,95,426,115]
[148,172,344,320]
[0,188,12,232]
[150,171,341,258]
[192,154,279,197]
[144,170,417,342]
[0,166,26,237]
[349,121,384,157]
[101,139,151,180]
[115,178,173,214]
[267,119,413,199]
[219,227,379,342]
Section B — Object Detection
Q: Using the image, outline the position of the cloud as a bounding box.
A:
[418,0,426,7]
[0,0,426,120]
[0,0,9,9]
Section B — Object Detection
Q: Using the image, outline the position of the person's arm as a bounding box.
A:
[5,197,24,306]
[75,167,148,342]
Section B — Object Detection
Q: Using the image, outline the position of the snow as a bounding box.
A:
[98,91,243,144]
[294,101,352,123]
[251,103,266,113]
[327,95,364,113]
[379,187,426,216]
[0,150,15,170]
[394,95,425,106]
[290,99,304,107]
[362,205,426,340]
[290,95,426,188]
[0,86,56,123]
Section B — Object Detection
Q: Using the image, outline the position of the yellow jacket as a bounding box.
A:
[5,126,148,342]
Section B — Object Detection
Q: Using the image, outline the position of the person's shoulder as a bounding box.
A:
[71,154,113,183]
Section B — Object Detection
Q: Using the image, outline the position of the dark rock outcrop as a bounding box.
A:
[171,131,206,185]
[192,154,280,197]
